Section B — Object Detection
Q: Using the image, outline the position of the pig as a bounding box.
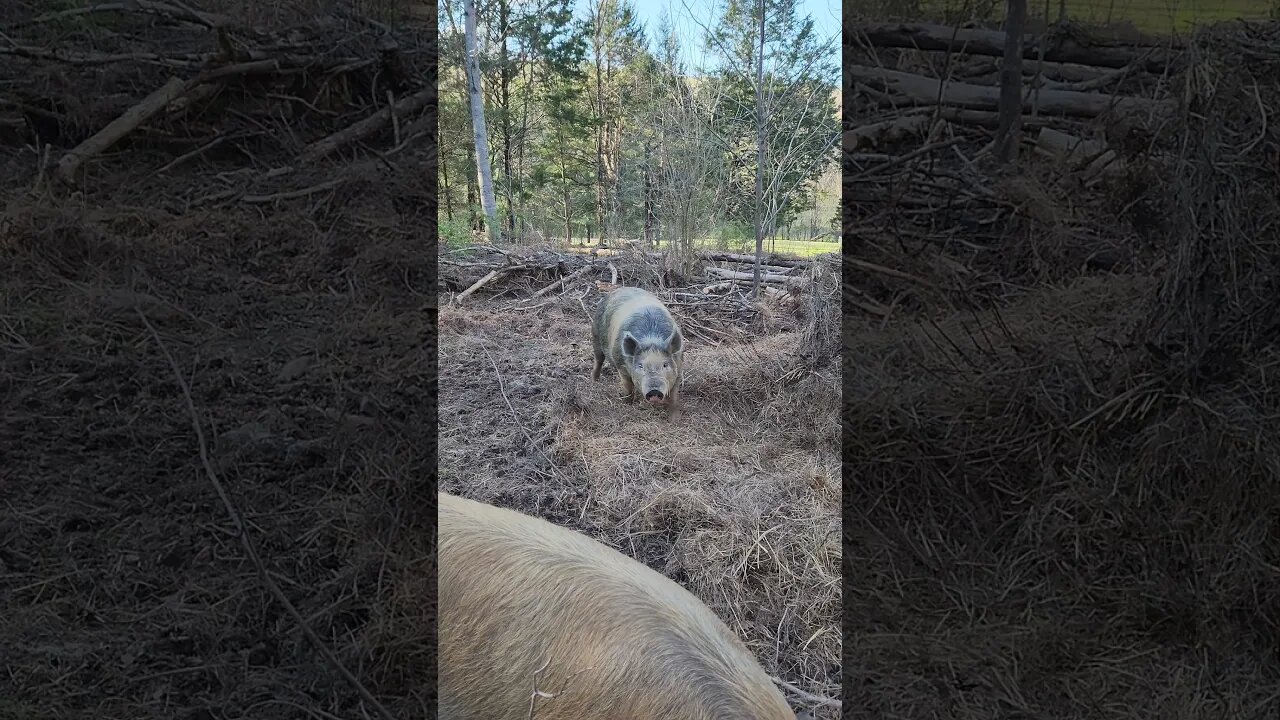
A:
[437,491,797,720]
[590,287,684,410]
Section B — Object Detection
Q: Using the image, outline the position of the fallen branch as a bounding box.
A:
[847,257,938,289]
[242,177,346,203]
[55,76,189,184]
[156,132,239,174]
[298,86,433,164]
[769,675,841,709]
[453,265,528,305]
[848,138,967,182]
[529,264,596,299]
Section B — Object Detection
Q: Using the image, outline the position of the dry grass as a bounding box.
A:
[437,274,842,717]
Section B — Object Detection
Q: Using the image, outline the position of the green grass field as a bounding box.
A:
[1053,0,1271,33]
[692,237,842,258]
[919,0,1273,34]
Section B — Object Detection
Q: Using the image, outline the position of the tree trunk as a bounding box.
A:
[995,0,1026,163]
[441,152,453,221]
[444,1,479,232]
[593,4,606,248]
[517,59,533,239]
[751,0,766,299]
[498,0,516,238]
[557,125,572,245]
[642,145,656,250]
[463,0,499,242]
[564,186,573,245]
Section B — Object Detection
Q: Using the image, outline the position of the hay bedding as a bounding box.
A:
[437,287,842,717]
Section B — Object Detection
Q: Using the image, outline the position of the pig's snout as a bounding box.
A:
[645,390,665,404]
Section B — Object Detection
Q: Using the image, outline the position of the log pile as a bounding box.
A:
[439,245,836,306]
[848,21,1176,151]
[0,3,433,197]
[844,19,1207,312]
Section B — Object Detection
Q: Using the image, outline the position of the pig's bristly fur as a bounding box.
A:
[438,492,795,720]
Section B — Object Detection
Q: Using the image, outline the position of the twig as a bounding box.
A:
[299,87,433,164]
[134,308,395,720]
[453,265,528,305]
[769,675,841,708]
[486,352,560,478]
[847,137,967,183]
[846,257,938,289]
[242,178,346,204]
[529,264,595,299]
[156,133,236,174]
[386,90,401,147]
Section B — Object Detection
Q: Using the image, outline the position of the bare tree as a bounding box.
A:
[994,0,1027,163]
[464,0,499,241]
[752,0,767,297]
[691,0,839,297]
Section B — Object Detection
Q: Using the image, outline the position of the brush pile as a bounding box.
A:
[845,18,1280,718]
[845,18,1232,308]
[0,1,434,200]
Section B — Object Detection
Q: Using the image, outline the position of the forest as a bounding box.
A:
[437,0,841,256]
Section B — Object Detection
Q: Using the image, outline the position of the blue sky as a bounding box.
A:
[570,0,840,70]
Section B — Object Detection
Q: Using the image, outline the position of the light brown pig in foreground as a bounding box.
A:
[437,491,796,720]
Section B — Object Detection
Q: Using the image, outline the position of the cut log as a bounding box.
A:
[954,57,1119,84]
[705,267,789,283]
[718,261,794,274]
[700,251,809,267]
[934,107,1060,129]
[855,22,1173,70]
[847,64,1169,122]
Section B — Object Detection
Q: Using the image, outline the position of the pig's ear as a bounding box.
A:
[667,329,683,356]
[621,332,640,358]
